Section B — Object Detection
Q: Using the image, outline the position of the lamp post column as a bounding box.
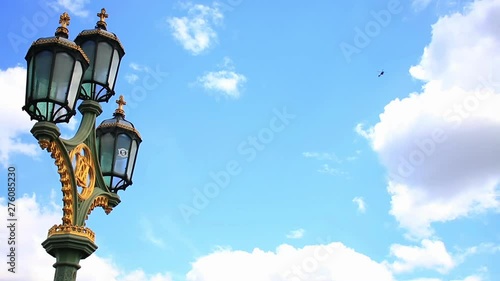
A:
[42,234,97,281]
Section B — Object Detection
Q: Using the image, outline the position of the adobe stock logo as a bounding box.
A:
[123,65,168,110]
[339,0,403,63]
[178,107,296,224]
[8,1,58,54]
[281,237,337,281]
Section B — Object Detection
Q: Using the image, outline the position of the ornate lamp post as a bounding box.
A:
[22,9,142,281]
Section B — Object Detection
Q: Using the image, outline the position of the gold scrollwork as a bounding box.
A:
[39,140,74,225]
[69,143,96,200]
[47,224,95,243]
[86,195,113,221]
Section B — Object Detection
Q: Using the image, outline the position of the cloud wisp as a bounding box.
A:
[286,228,305,239]
[168,3,223,55]
[197,57,247,99]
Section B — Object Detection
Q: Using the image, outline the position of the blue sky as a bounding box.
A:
[0,0,499,280]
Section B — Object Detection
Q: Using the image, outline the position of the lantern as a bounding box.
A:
[74,8,125,102]
[96,96,142,192]
[23,12,89,123]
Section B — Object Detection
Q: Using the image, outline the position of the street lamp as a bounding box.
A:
[23,9,142,281]
[74,8,125,102]
[96,95,142,193]
[23,12,88,123]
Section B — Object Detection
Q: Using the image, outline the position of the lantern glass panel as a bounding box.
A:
[81,41,96,81]
[50,52,74,103]
[67,61,83,108]
[36,102,53,117]
[94,42,112,84]
[99,133,115,173]
[80,81,91,99]
[112,177,123,189]
[53,104,66,121]
[108,50,119,89]
[113,134,131,176]
[33,50,52,99]
[103,176,111,187]
[27,57,34,100]
[126,139,138,180]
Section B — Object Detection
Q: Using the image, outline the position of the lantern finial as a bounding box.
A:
[115,95,126,116]
[96,8,108,29]
[55,12,70,38]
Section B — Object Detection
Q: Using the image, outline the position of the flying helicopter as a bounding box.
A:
[378,70,385,77]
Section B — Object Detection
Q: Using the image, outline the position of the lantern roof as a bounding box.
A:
[26,12,89,64]
[74,8,125,55]
[96,95,142,140]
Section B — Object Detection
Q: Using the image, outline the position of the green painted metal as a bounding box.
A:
[61,100,102,150]
[42,234,97,281]
[30,99,123,281]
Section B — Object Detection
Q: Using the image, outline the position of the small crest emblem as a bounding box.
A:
[117,148,128,157]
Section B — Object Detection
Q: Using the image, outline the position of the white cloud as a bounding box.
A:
[59,117,78,131]
[119,270,173,281]
[197,58,247,99]
[0,194,173,281]
[198,71,246,98]
[386,240,497,277]
[412,0,434,11]
[455,243,500,263]
[129,63,150,72]
[470,243,500,254]
[0,67,39,167]
[346,150,362,161]
[356,0,500,238]
[125,74,139,84]
[124,63,149,85]
[387,181,498,238]
[286,228,305,239]
[125,63,162,85]
[141,218,166,248]
[168,3,223,55]
[387,240,455,274]
[186,242,395,281]
[302,152,342,162]
[409,0,500,92]
[409,278,442,281]
[303,151,361,162]
[59,117,79,139]
[49,0,90,17]
[354,123,373,140]
[318,163,346,176]
[352,197,366,213]
[412,0,468,14]
[435,0,469,15]
[408,276,484,281]
[451,276,482,281]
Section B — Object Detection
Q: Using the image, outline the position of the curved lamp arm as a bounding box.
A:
[61,100,103,150]
[30,110,121,233]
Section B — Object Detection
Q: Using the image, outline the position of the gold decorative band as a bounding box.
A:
[39,139,74,226]
[86,195,112,221]
[47,224,96,243]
